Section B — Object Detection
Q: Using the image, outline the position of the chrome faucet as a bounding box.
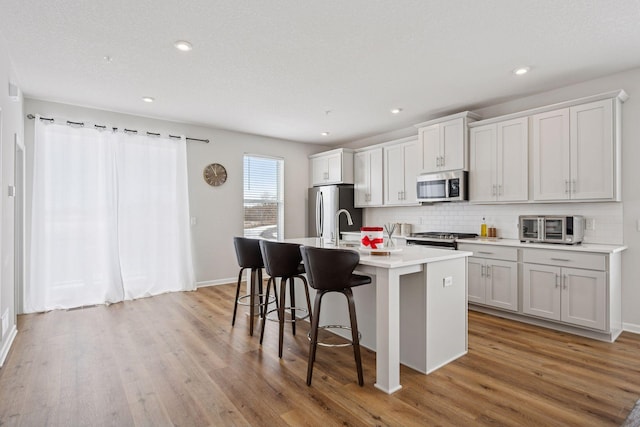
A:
[334,209,353,245]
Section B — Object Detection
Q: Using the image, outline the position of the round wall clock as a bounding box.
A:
[203,163,227,187]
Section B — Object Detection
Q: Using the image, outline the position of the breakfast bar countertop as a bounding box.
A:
[285,237,472,268]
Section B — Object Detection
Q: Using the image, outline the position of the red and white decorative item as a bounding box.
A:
[361,226,384,249]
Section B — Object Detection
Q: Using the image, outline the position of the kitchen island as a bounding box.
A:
[285,238,472,394]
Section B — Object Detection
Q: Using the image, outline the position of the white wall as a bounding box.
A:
[23,99,326,287]
[0,35,24,365]
[349,66,640,331]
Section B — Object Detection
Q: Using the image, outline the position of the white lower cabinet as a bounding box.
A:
[461,242,623,342]
[523,252,607,331]
[459,244,518,312]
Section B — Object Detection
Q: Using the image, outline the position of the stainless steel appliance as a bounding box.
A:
[416,170,468,203]
[308,185,362,241]
[406,231,478,250]
[519,215,584,244]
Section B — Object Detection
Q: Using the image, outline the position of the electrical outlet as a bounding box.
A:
[585,218,596,231]
[190,217,197,226]
[443,276,453,287]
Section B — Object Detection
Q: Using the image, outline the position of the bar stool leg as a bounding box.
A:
[232,267,246,327]
[257,269,265,318]
[278,277,288,358]
[260,277,274,345]
[300,275,313,321]
[307,291,325,386]
[290,276,297,336]
[249,269,257,336]
[345,288,364,386]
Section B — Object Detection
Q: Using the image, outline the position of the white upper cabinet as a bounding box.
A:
[416,112,479,173]
[469,117,528,202]
[384,139,420,206]
[310,148,354,186]
[532,98,617,201]
[354,147,383,207]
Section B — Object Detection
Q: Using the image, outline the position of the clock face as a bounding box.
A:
[203,163,227,186]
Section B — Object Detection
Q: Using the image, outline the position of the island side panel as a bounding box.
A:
[399,271,427,373]
[425,257,468,373]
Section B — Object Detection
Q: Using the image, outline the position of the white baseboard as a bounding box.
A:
[623,322,640,335]
[196,278,235,288]
[0,325,17,367]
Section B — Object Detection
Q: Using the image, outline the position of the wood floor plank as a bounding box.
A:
[1,284,639,426]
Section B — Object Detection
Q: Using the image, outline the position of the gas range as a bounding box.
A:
[406,231,478,249]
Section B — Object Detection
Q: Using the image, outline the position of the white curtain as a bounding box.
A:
[26,119,195,313]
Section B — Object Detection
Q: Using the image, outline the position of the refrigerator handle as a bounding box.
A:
[316,190,322,236]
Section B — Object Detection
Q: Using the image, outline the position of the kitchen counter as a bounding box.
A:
[287,237,469,268]
[284,237,471,394]
[456,237,627,254]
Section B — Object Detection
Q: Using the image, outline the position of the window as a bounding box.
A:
[243,155,284,240]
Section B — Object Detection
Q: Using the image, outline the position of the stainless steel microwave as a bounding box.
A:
[519,215,584,244]
[416,170,468,203]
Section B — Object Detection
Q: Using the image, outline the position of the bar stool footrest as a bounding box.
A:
[264,307,310,323]
[308,324,362,348]
[237,293,276,307]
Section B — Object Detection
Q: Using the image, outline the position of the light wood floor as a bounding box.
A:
[1,283,639,426]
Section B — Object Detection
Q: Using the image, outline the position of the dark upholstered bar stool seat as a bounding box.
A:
[259,240,313,358]
[300,246,372,386]
[232,237,272,336]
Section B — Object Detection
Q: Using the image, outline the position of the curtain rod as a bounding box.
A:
[26,114,210,143]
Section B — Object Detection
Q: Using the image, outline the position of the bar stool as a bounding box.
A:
[259,240,313,358]
[299,246,372,386]
[232,237,273,336]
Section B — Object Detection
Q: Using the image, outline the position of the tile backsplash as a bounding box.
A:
[363,202,623,245]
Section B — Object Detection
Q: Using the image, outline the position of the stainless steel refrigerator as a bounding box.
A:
[308,184,362,241]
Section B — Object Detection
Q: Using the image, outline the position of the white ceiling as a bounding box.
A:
[1,0,639,145]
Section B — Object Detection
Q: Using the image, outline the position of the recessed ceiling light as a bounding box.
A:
[142,97,155,103]
[513,67,530,75]
[321,132,330,136]
[174,40,193,52]
[390,108,403,114]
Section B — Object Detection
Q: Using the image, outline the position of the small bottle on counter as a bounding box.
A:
[480,217,487,238]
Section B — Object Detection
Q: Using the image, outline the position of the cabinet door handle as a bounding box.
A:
[481,265,486,277]
[550,258,571,262]
[565,180,569,194]
[555,274,560,288]
[498,184,503,195]
[486,265,491,278]
[441,155,445,167]
[492,185,496,196]
[563,274,568,290]
[571,179,576,194]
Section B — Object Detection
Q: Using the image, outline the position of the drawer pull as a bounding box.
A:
[550,258,571,262]
[478,251,493,255]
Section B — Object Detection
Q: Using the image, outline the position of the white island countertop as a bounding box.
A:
[286,237,471,268]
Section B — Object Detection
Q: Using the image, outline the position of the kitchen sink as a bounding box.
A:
[337,241,360,248]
